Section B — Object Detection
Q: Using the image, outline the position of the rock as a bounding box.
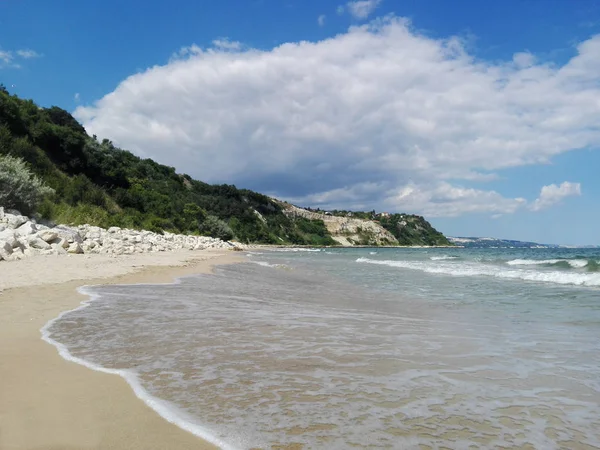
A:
[67,242,84,254]
[6,214,27,229]
[51,243,68,255]
[0,240,13,260]
[6,209,22,216]
[23,247,40,257]
[9,247,24,260]
[15,221,38,236]
[0,209,232,263]
[28,236,52,250]
[50,238,70,250]
[53,226,83,244]
[0,206,4,220]
[37,229,59,243]
[0,229,18,248]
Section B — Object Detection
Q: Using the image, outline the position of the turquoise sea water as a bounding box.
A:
[45,247,600,449]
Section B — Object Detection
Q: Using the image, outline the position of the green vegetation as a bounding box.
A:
[0,154,54,215]
[377,214,451,246]
[0,86,337,244]
[292,218,337,246]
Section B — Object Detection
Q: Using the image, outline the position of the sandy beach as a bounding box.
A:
[0,249,243,450]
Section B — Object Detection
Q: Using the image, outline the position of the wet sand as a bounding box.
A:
[0,250,243,450]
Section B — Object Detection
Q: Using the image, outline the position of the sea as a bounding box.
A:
[43,247,600,449]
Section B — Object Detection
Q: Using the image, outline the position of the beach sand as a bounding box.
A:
[0,249,243,450]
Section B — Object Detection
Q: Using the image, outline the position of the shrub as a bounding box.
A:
[0,154,54,215]
[199,215,235,241]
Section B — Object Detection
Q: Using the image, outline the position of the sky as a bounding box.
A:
[1,0,600,245]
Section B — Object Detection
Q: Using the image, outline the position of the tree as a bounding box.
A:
[0,154,54,215]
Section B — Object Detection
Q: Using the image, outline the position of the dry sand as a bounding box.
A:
[0,249,244,450]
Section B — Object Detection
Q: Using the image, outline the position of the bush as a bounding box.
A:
[199,215,235,241]
[0,154,54,215]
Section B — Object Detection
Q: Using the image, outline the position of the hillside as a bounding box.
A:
[0,86,449,246]
[281,203,398,246]
[281,203,451,246]
[448,237,559,249]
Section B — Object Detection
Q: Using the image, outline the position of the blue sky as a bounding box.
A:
[1,0,600,245]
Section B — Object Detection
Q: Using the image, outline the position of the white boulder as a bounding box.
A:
[67,242,84,254]
[0,229,18,248]
[53,226,83,243]
[9,247,24,260]
[50,243,68,255]
[0,240,13,260]
[6,214,28,229]
[51,238,70,249]
[37,229,59,243]
[28,236,52,250]
[15,221,37,237]
[23,247,40,257]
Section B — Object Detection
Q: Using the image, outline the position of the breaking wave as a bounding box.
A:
[430,255,459,261]
[250,261,290,269]
[270,248,322,252]
[507,259,599,271]
[356,257,600,287]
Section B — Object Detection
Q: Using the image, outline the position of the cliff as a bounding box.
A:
[279,203,450,247]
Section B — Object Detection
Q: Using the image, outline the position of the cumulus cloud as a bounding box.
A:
[74,18,600,217]
[318,14,326,26]
[346,0,382,19]
[530,182,582,211]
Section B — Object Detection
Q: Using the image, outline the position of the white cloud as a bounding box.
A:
[336,5,345,15]
[530,182,581,211]
[292,182,528,217]
[318,14,326,27]
[346,0,382,19]
[212,38,242,51]
[512,51,535,68]
[0,50,12,65]
[74,18,600,217]
[0,47,41,68]
[16,49,40,59]
[74,92,80,102]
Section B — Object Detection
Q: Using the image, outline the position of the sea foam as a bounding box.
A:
[41,284,239,450]
[356,257,600,287]
[506,258,591,268]
[429,255,459,261]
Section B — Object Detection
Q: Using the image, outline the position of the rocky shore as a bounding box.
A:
[0,207,244,262]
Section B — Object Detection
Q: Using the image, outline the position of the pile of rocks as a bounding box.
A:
[0,207,245,262]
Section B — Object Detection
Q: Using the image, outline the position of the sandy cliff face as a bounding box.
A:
[281,204,398,246]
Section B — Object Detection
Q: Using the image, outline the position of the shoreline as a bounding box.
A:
[0,249,243,450]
